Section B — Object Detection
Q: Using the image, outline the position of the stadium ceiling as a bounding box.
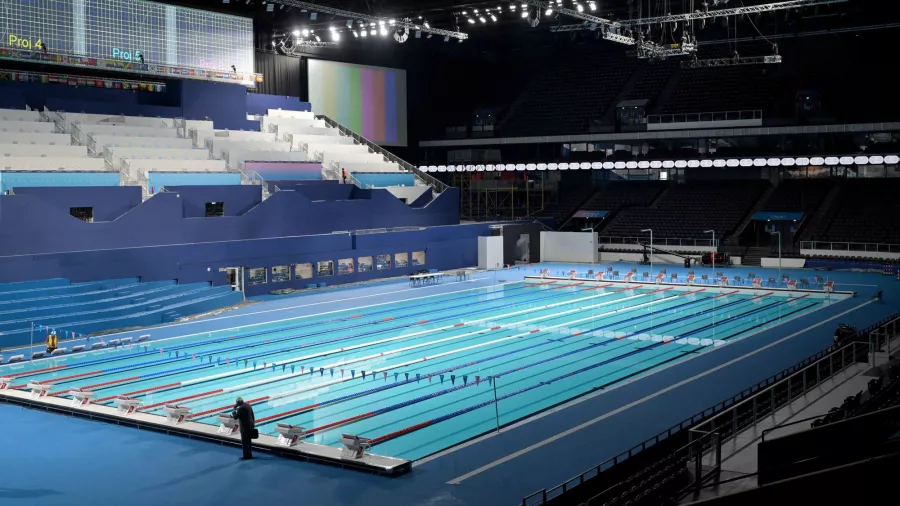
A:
[162,0,877,49]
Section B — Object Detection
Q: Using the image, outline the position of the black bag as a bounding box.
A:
[251,428,259,440]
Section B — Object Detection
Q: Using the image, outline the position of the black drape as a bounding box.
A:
[253,51,302,98]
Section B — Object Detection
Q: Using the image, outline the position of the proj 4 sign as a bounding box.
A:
[8,34,44,50]
[112,48,144,61]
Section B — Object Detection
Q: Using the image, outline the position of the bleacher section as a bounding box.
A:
[662,66,783,115]
[602,181,769,239]
[580,182,667,229]
[762,178,832,213]
[0,277,243,348]
[806,179,900,244]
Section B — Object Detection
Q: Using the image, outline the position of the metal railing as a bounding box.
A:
[647,109,762,124]
[521,316,896,506]
[800,241,900,254]
[598,236,718,248]
[315,114,449,194]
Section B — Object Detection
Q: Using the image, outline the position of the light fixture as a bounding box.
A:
[589,1,597,11]
[301,29,309,36]
[424,21,430,29]
[346,20,353,28]
[353,30,359,37]
[444,35,450,41]
[360,29,367,37]
[314,35,321,42]
[521,11,528,17]
[370,28,376,35]
[331,32,340,41]
[378,20,385,26]
[292,29,300,36]
[545,7,553,15]
[380,26,388,36]
[479,16,486,22]
[490,14,497,21]
[467,18,475,24]
[576,3,584,12]
[389,19,396,25]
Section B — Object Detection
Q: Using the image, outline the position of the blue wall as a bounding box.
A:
[10,186,142,222]
[246,94,311,116]
[163,185,262,217]
[0,187,464,295]
[0,172,120,193]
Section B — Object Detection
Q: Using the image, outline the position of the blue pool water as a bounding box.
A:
[1,280,839,461]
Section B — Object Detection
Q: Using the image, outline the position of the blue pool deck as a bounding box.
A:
[1,262,897,506]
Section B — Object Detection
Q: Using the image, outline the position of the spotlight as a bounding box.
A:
[370,28,376,35]
[545,8,553,15]
[467,18,475,24]
[510,4,517,11]
[301,29,309,36]
[577,3,584,12]
[389,19,396,25]
[353,30,358,37]
[292,29,300,36]
[479,16,486,22]
[490,14,497,21]
[361,30,367,37]
[521,11,528,18]
[378,20,385,26]
[380,26,388,36]
[424,21,430,29]
[314,35,321,42]
[589,1,597,11]
[346,20,353,28]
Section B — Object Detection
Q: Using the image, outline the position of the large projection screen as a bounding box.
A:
[0,0,253,72]
[307,59,408,147]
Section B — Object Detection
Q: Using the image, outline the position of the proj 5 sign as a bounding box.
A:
[112,48,143,61]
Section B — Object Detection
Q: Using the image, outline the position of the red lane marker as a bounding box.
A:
[713,290,739,299]
[530,330,541,334]
[416,320,429,325]
[38,371,102,384]
[349,314,363,319]
[612,284,644,293]
[679,289,706,296]
[581,283,614,291]
[490,326,502,331]
[749,292,774,301]
[6,365,67,378]
[255,400,321,424]
[303,412,372,435]
[139,388,224,411]
[369,420,433,446]
[383,317,394,321]
[188,395,271,419]
[453,323,464,327]
[120,382,183,399]
[571,332,582,337]
[53,376,141,396]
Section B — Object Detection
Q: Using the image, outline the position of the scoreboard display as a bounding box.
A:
[0,0,253,72]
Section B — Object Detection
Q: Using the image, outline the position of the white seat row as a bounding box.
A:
[267,109,315,120]
[0,121,57,134]
[108,147,211,170]
[311,144,371,156]
[57,112,175,132]
[73,124,180,143]
[190,129,274,149]
[0,133,71,145]
[220,131,275,142]
[226,150,315,168]
[321,152,386,165]
[289,135,354,150]
[0,157,108,171]
[89,135,194,151]
[268,119,328,137]
[180,120,214,139]
[0,109,43,122]
[124,159,228,173]
[208,140,290,159]
[340,162,403,172]
[1,145,88,158]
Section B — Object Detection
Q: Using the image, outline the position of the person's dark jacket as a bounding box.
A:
[232,402,255,434]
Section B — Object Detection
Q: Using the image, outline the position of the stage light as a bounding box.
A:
[332,32,340,41]
[353,30,358,37]
[370,28,376,35]
[479,16,486,22]
[346,20,353,28]
[576,3,584,12]
[360,30,367,37]
[521,11,529,18]
[589,1,597,11]
[490,14,497,21]
[378,20,385,26]
[389,19,396,25]
[301,29,309,36]
[314,35,321,42]
[467,18,475,23]
[292,29,300,36]
[380,26,388,36]
[545,8,553,15]
[424,21,430,28]
[510,4,517,11]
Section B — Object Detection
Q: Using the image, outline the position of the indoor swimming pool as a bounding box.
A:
[0,279,841,461]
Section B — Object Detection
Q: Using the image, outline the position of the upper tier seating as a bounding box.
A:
[54,111,176,132]
[662,66,783,115]
[0,157,108,171]
[88,135,194,153]
[762,179,833,213]
[601,181,770,239]
[0,121,57,133]
[626,60,678,102]
[1,144,88,158]
[503,55,637,136]
[815,179,900,244]
[125,159,228,174]
[0,109,42,122]
[581,182,667,212]
[73,124,179,143]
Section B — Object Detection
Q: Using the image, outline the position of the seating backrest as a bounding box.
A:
[0,109,42,122]
[0,132,71,145]
[0,157,107,171]
[0,121,57,133]
[0,144,88,158]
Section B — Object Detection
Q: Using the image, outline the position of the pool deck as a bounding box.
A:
[2,262,897,506]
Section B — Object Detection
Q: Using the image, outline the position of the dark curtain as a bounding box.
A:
[253,51,302,98]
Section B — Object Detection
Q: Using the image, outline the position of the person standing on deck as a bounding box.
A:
[232,397,256,460]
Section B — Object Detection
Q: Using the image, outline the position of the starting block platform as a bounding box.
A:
[275,423,304,447]
[50,348,66,356]
[0,377,13,390]
[162,405,191,425]
[71,345,85,353]
[216,414,240,435]
[7,354,24,364]
[137,334,150,342]
[113,397,142,415]
[71,390,95,407]
[31,352,44,360]
[27,382,52,398]
[90,342,104,350]
[339,434,372,460]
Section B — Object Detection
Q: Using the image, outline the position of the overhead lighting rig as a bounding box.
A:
[270,0,468,40]
[681,54,783,67]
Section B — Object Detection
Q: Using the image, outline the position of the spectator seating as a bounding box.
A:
[72,124,179,143]
[125,159,228,174]
[503,55,637,136]
[662,65,783,115]
[354,173,416,188]
[87,135,195,152]
[0,109,41,122]
[0,121,57,133]
[340,162,402,173]
[147,172,242,191]
[762,178,833,213]
[226,151,315,170]
[0,132,71,145]
[581,182,667,212]
[626,60,678,103]
[106,147,210,170]
[810,180,900,244]
[601,181,769,239]
[0,157,108,171]
[1,144,88,158]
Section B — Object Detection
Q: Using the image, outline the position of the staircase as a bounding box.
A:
[742,246,769,267]
[726,185,776,245]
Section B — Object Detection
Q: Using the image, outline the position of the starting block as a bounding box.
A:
[824,281,835,293]
[655,273,665,284]
[137,334,150,342]
[71,345,85,353]
[90,342,104,350]
[7,354,24,363]
[275,423,304,447]
[216,414,240,435]
[51,348,66,356]
[71,390,95,407]
[339,434,371,460]
[120,337,132,345]
[31,351,45,360]
[113,397,142,415]
[786,280,797,290]
[752,278,763,288]
[108,339,121,346]
[162,405,191,425]
[27,382,52,399]
[0,377,13,390]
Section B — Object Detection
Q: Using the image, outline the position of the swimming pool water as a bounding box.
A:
[1,280,838,460]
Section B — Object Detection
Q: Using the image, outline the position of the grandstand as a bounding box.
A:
[2,0,900,506]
